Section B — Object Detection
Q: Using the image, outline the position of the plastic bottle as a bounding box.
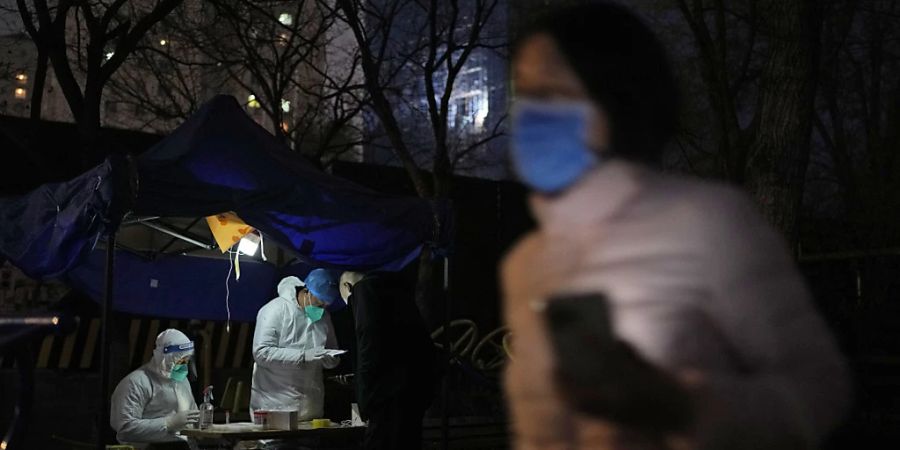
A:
[199,385,214,430]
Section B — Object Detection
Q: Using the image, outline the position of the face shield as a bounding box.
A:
[153,329,195,380]
[163,342,194,381]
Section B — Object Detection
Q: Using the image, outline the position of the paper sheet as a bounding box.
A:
[209,423,263,432]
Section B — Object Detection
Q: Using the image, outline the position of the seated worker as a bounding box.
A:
[251,269,341,420]
[340,270,437,450]
[110,329,198,449]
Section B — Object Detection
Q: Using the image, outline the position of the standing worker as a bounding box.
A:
[501,2,851,449]
[110,329,198,450]
[251,270,341,420]
[339,270,436,450]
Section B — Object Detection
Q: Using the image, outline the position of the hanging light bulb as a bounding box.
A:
[237,233,260,256]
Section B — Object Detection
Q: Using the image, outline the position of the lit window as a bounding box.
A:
[105,51,115,61]
[278,13,293,26]
[277,32,289,46]
[281,99,291,113]
[15,73,27,83]
[247,94,261,109]
[281,121,289,133]
[159,39,168,46]
[14,88,26,99]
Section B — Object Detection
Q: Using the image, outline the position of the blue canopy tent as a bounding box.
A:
[0,95,445,279]
[0,95,449,449]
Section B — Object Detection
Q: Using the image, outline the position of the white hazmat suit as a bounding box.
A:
[251,276,340,420]
[110,329,198,448]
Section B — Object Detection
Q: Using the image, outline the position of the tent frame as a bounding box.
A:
[98,232,115,450]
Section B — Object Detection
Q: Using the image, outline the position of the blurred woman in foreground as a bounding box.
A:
[501,3,850,449]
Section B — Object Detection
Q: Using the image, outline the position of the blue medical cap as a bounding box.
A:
[304,268,341,305]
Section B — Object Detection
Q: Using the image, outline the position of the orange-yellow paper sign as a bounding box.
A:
[206,212,254,253]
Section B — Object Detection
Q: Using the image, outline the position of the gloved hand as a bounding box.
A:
[322,354,340,369]
[165,410,200,431]
[303,349,325,363]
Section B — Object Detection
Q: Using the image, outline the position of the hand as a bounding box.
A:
[165,409,199,431]
[573,414,695,450]
[555,340,695,435]
[322,354,340,369]
[303,349,325,363]
[676,369,706,390]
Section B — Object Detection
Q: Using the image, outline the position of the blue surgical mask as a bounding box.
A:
[305,305,325,323]
[170,363,189,381]
[511,100,600,194]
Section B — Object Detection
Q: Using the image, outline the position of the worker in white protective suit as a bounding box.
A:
[110,329,198,449]
[251,269,341,420]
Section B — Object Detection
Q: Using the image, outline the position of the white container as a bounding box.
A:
[268,410,299,431]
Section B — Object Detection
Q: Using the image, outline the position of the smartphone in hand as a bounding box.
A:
[543,292,694,435]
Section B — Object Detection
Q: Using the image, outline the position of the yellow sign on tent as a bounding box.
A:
[206,212,254,253]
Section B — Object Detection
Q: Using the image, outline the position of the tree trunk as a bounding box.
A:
[415,249,440,330]
[79,92,104,168]
[29,50,48,121]
[416,163,455,330]
[22,50,50,169]
[744,0,822,249]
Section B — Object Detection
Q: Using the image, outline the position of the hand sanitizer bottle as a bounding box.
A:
[199,385,214,430]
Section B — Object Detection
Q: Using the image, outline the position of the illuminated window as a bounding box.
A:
[281,99,291,113]
[445,62,489,132]
[105,51,115,61]
[474,95,489,130]
[15,73,27,83]
[277,32,289,46]
[14,88,26,99]
[278,13,293,26]
[281,121,289,133]
[247,94,261,109]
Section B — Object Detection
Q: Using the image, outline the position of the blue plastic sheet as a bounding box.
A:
[65,249,278,321]
[0,161,114,279]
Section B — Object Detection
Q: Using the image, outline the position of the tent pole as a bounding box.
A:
[1,345,34,450]
[441,255,450,450]
[98,232,116,450]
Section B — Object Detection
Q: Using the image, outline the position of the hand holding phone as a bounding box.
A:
[543,292,694,436]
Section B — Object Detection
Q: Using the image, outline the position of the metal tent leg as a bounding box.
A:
[441,256,450,450]
[1,346,35,450]
[98,233,116,450]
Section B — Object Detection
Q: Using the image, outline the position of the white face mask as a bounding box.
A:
[340,281,353,304]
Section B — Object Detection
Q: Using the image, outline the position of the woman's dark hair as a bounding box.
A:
[515,2,679,165]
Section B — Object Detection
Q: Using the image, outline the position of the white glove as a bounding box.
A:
[303,349,325,363]
[165,410,200,431]
[322,354,340,369]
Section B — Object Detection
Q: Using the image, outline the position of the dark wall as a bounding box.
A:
[333,161,534,335]
[0,115,162,195]
[0,370,102,448]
